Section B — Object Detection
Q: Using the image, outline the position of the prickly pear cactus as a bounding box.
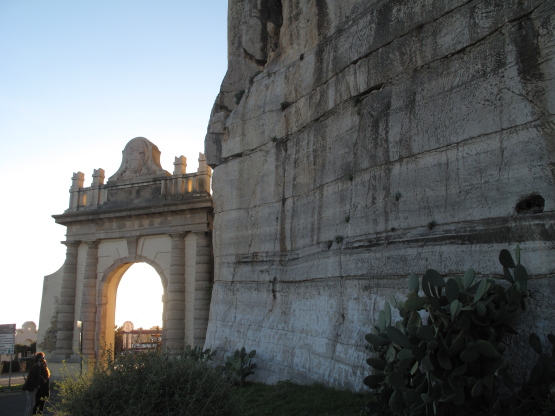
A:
[364,247,528,416]
[184,345,216,362]
[225,347,256,386]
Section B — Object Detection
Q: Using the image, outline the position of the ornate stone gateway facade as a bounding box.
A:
[40,137,213,364]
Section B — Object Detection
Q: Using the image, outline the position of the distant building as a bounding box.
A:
[0,321,37,362]
[16,321,37,347]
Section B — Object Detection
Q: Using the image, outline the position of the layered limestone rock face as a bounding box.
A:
[204,0,555,389]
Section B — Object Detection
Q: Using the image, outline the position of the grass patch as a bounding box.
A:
[239,380,368,416]
[48,350,370,415]
[42,378,371,415]
[0,383,24,394]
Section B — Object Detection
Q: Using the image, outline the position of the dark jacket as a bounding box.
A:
[24,364,41,391]
[38,363,50,393]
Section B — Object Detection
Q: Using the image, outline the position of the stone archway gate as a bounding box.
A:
[41,137,213,365]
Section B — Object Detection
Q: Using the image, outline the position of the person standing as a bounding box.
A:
[23,353,42,416]
[33,352,50,415]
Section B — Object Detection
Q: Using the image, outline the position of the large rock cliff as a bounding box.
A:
[204,0,555,389]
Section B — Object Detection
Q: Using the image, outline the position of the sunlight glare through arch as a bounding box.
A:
[115,263,163,330]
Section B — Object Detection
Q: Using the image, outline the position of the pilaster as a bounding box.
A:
[79,240,99,363]
[193,232,212,347]
[166,233,186,353]
[52,240,81,361]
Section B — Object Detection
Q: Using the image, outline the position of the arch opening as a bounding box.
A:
[102,262,165,356]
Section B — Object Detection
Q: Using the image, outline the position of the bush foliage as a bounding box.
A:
[1,359,20,373]
[57,351,243,416]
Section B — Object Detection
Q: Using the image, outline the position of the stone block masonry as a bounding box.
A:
[204,0,555,389]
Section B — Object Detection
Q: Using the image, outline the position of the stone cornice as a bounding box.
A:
[52,196,213,225]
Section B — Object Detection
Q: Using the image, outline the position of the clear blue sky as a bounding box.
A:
[0,1,228,330]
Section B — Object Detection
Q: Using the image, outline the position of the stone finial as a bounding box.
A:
[92,169,105,186]
[107,137,170,183]
[173,156,187,175]
[197,153,210,174]
[71,172,85,191]
[197,153,211,194]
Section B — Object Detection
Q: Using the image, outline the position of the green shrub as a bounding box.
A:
[1,359,20,373]
[15,343,35,356]
[364,246,529,416]
[57,350,243,416]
